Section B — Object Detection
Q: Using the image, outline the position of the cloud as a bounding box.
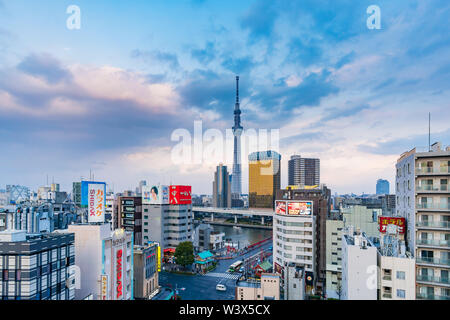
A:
[240,0,279,42]
[17,53,72,84]
[131,49,181,70]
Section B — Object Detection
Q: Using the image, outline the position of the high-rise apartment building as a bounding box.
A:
[249,151,281,209]
[376,179,390,195]
[0,230,75,300]
[212,163,232,208]
[325,211,344,299]
[288,155,320,187]
[396,142,450,300]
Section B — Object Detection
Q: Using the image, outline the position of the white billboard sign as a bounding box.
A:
[88,183,105,223]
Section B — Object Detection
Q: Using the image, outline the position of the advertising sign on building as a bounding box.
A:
[287,201,313,216]
[169,185,192,205]
[88,183,106,223]
[142,185,169,205]
[275,201,287,215]
[116,249,123,300]
[305,271,314,286]
[81,181,106,208]
[101,275,108,300]
[378,216,406,234]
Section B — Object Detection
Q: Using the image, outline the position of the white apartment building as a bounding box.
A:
[342,231,378,300]
[396,142,450,300]
[325,216,344,299]
[283,263,305,300]
[378,232,415,300]
[67,224,134,300]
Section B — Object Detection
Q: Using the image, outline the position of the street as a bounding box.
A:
[158,241,273,300]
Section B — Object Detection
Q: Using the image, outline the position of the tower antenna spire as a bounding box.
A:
[236,75,240,105]
[428,112,431,152]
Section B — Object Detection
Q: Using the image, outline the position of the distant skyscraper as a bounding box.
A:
[376,179,390,195]
[231,76,242,197]
[288,155,320,187]
[248,151,281,209]
[212,163,232,208]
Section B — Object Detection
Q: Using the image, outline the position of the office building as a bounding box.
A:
[5,185,30,204]
[231,76,243,197]
[133,242,159,300]
[325,211,344,299]
[249,151,281,209]
[276,185,331,295]
[113,196,142,245]
[376,179,390,195]
[142,185,193,255]
[67,224,134,300]
[341,230,378,300]
[235,273,280,300]
[288,155,320,187]
[396,142,450,300]
[0,230,75,300]
[193,223,213,252]
[72,182,82,207]
[212,163,232,208]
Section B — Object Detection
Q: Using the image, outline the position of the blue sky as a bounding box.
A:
[0,0,449,195]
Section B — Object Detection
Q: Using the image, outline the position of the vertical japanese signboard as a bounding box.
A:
[88,183,106,223]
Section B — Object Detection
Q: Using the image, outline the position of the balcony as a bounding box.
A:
[416,274,450,285]
[416,239,450,248]
[382,275,392,281]
[416,203,450,211]
[416,185,450,193]
[416,293,450,300]
[416,257,450,267]
[382,293,392,299]
[416,167,450,175]
[416,221,450,230]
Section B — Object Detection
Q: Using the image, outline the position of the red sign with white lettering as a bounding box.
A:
[169,185,192,205]
[378,216,406,234]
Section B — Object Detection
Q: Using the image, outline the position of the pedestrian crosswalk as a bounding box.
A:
[202,272,241,280]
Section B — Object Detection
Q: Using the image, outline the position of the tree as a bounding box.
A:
[336,280,343,300]
[174,241,194,269]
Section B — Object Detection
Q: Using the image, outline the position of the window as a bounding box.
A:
[396,271,406,280]
[397,289,406,298]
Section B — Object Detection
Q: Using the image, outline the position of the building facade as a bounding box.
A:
[325,212,344,299]
[133,242,159,300]
[276,186,331,295]
[236,273,280,300]
[396,142,450,300]
[114,196,142,245]
[212,163,232,208]
[67,224,134,300]
[341,231,378,300]
[0,230,75,300]
[249,151,281,209]
[376,179,390,195]
[288,155,320,187]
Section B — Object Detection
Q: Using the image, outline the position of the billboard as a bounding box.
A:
[142,185,169,205]
[88,183,106,223]
[275,201,287,215]
[287,201,313,216]
[169,185,192,205]
[305,272,314,286]
[116,249,123,300]
[81,181,106,207]
[378,216,406,234]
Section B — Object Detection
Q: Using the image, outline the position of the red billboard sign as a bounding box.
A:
[116,249,123,299]
[287,201,312,215]
[169,185,192,205]
[378,216,406,234]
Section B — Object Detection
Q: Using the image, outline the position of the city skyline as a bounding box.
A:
[0,0,449,195]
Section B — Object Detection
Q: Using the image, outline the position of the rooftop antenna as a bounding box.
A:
[428,112,431,152]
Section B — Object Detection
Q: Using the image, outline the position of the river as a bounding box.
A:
[212,224,272,249]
